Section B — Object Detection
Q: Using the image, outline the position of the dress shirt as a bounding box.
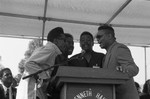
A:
[16,41,62,99]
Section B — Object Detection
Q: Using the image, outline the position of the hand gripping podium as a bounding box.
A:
[50,66,129,99]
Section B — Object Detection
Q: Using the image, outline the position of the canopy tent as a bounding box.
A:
[0,0,150,47]
[0,0,150,84]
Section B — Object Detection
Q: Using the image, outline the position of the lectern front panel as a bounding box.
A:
[60,83,114,99]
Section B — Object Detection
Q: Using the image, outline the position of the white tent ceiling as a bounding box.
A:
[0,0,150,46]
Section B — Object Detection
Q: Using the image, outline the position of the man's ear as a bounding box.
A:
[108,33,112,39]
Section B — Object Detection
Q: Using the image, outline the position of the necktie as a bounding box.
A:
[102,55,106,68]
[6,88,9,99]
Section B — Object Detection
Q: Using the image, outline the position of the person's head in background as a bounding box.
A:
[24,49,33,59]
[0,56,4,70]
[134,82,141,95]
[18,59,26,74]
[80,31,94,53]
[47,27,67,54]
[96,25,116,51]
[64,33,74,57]
[28,38,43,52]
[0,68,13,87]
[142,79,150,95]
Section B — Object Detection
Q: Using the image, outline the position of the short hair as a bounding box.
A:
[47,27,64,42]
[0,68,11,79]
[135,82,140,89]
[143,79,150,94]
[98,25,115,38]
[65,33,73,39]
[80,31,94,41]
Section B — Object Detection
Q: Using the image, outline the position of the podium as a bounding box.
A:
[50,66,129,99]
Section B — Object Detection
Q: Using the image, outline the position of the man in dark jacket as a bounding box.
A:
[69,31,105,68]
[0,68,17,99]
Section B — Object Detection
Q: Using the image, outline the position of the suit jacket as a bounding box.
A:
[69,51,105,68]
[103,41,139,99]
[140,93,150,99]
[0,84,17,99]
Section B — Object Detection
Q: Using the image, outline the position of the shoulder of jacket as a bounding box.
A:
[92,51,105,56]
[70,53,81,58]
[115,42,128,49]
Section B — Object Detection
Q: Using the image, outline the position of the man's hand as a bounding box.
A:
[116,65,129,73]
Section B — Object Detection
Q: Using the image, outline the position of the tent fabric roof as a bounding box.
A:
[0,0,150,46]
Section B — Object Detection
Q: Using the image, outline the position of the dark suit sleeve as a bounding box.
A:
[12,87,17,99]
[91,52,105,68]
[97,53,105,68]
[0,84,5,99]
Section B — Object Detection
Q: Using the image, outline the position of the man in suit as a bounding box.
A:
[64,33,74,59]
[47,33,74,99]
[0,68,17,99]
[54,33,74,65]
[69,31,105,68]
[96,25,139,99]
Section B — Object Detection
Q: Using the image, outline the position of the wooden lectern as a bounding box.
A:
[50,66,129,99]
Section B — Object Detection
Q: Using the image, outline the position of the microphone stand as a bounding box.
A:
[21,55,86,99]
[22,55,81,80]
[22,64,60,80]
[22,63,61,99]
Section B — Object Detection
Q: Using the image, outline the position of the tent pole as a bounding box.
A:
[41,0,48,44]
[106,0,132,24]
[144,47,147,81]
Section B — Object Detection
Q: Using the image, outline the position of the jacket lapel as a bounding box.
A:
[0,84,5,99]
[103,52,111,68]
[103,42,117,68]
[12,87,17,99]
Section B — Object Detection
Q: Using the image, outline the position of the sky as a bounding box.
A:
[0,37,149,86]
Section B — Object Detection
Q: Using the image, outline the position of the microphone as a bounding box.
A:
[67,50,86,62]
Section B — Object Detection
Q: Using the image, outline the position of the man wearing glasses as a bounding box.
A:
[96,25,139,99]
